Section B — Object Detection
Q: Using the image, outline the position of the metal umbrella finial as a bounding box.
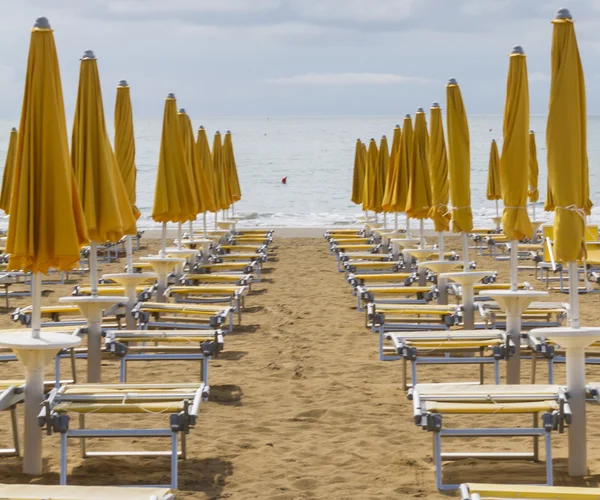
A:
[448,78,458,85]
[432,102,440,108]
[178,108,186,114]
[34,17,50,29]
[556,7,572,19]
[82,50,96,60]
[167,93,175,99]
[512,45,524,55]
[118,80,128,87]
[417,107,424,113]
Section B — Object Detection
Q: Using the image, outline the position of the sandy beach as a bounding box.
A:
[0,232,599,498]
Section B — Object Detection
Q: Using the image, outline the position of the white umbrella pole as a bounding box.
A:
[419,219,425,248]
[214,211,218,230]
[160,222,167,257]
[462,232,469,270]
[374,212,378,224]
[383,213,387,229]
[510,241,518,291]
[495,199,499,218]
[438,232,444,260]
[203,213,207,238]
[232,203,235,216]
[188,220,193,238]
[406,215,410,236]
[24,275,43,475]
[177,223,183,250]
[90,241,98,296]
[532,203,536,221]
[394,213,398,231]
[126,235,133,273]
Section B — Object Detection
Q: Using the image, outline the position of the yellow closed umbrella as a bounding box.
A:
[152,94,198,241]
[196,126,218,234]
[540,8,593,477]
[223,131,242,207]
[212,131,230,213]
[114,80,139,272]
[446,78,473,268]
[72,51,136,245]
[378,135,389,224]
[406,108,432,246]
[428,102,450,242]
[178,109,215,217]
[351,139,365,205]
[0,127,18,214]
[487,139,502,228]
[114,80,140,220]
[362,138,379,215]
[382,125,401,228]
[500,46,532,248]
[529,130,540,220]
[3,16,88,475]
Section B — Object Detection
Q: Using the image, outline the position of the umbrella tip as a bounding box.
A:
[404,113,411,119]
[417,107,424,113]
[530,129,535,133]
[179,108,186,113]
[382,135,386,139]
[216,130,221,134]
[448,77,458,85]
[167,93,175,99]
[34,16,50,28]
[199,125,205,130]
[226,130,231,134]
[432,102,440,108]
[370,138,375,141]
[511,45,524,54]
[395,124,400,128]
[556,7,572,19]
[11,127,16,132]
[492,139,496,142]
[82,49,96,60]
[118,79,128,87]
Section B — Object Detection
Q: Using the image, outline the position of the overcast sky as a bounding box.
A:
[1,0,600,118]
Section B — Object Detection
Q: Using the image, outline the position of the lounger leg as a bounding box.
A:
[79,415,86,458]
[531,352,537,384]
[181,429,187,460]
[545,431,553,485]
[60,432,68,485]
[402,358,407,391]
[10,407,20,456]
[55,354,61,389]
[533,414,539,462]
[433,432,443,490]
[202,357,209,386]
[548,358,554,384]
[493,359,499,385]
[120,359,127,383]
[411,361,417,388]
[70,348,77,384]
[480,348,485,384]
[171,432,178,490]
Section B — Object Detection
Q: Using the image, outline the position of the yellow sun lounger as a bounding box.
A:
[182,272,252,289]
[369,303,461,331]
[133,301,234,331]
[412,383,570,490]
[40,382,206,488]
[460,482,600,499]
[332,244,379,254]
[478,301,567,330]
[344,260,401,274]
[12,304,124,329]
[382,330,511,386]
[347,272,414,288]
[73,284,153,298]
[0,483,173,500]
[356,285,435,310]
[105,329,224,384]
[165,284,248,322]
[218,244,266,253]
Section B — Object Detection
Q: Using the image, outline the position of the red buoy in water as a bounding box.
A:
[282,177,287,184]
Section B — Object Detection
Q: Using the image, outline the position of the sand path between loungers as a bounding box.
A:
[0,235,600,498]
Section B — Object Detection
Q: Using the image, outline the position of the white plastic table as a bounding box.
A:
[440,272,489,329]
[102,272,156,329]
[418,260,461,304]
[140,256,186,301]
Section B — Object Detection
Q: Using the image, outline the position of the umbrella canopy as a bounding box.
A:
[382,115,412,213]
[446,79,473,233]
[428,103,450,232]
[500,46,532,241]
[212,131,230,210]
[382,125,401,210]
[406,109,432,219]
[547,9,590,262]
[196,126,218,212]
[223,131,242,203]
[377,135,390,211]
[351,139,365,205]
[486,140,502,201]
[178,109,216,214]
[152,94,198,223]
[528,130,539,203]
[114,80,140,219]
[7,18,88,273]
[362,139,379,212]
[71,51,136,243]
[0,128,18,214]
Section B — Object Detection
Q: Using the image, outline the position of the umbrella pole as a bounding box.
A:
[374,212,378,224]
[532,203,536,221]
[495,199,499,218]
[188,220,193,238]
[462,232,469,270]
[438,232,444,260]
[406,215,410,236]
[31,273,41,339]
[214,211,218,230]
[510,241,518,291]
[126,235,133,273]
[90,241,98,296]
[232,203,235,216]
[394,213,398,231]
[383,213,387,229]
[177,223,183,250]
[203,212,207,238]
[419,219,425,248]
[160,222,167,257]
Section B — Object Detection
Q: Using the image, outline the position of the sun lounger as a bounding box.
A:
[412,383,570,490]
[133,301,233,331]
[0,484,173,499]
[478,301,567,330]
[449,281,532,302]
[182,272,252,289]
[356,285,435,310]
[165,284,247,322]
[369,303,461,331]
[459,482,600,499]
[105,329,223,385]
[12,304,124,329]
[195,262,258,280]
[0,272,31,308]
[383,330,512,387]
[347,272,414,289]
[73,284,153,301]
[39,382,206,488]
[343,260,402,274]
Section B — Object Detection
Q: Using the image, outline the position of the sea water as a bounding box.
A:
[0,115,598,229]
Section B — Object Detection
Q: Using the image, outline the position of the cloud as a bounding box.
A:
[529,72,550,82]
[107,0,280,14]
[267,72,436,85]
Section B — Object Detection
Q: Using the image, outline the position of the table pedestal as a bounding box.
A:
[491,216,502,232]
[102,272,156,329]
[440,272,489,329]
[418,260,461,305]
[166,248,199,277]
[140,256,186,301]
[390,238,420,261]
[405,248,437,285]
